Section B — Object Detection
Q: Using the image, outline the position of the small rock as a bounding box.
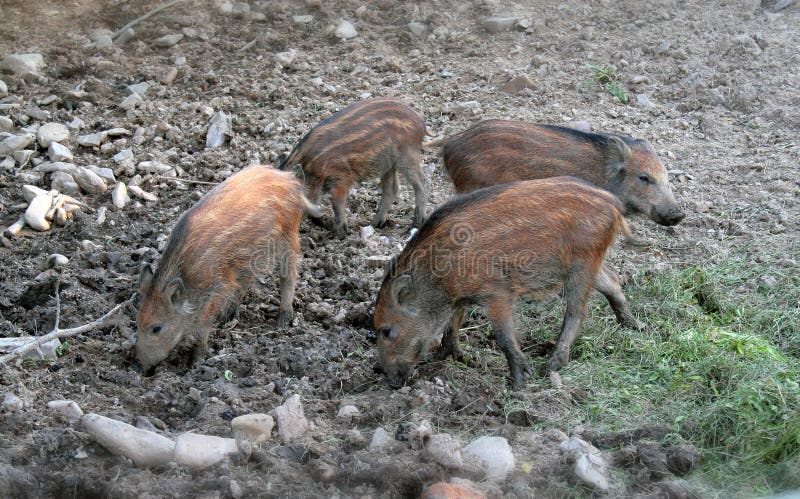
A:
[87,165,115,185]
[90,29,114,49]
[0,79,7,98]
[51,171,80,196]
[115,27,136,45]
[654,40,672,56]
[25,193,53,231]
[761,275,778,289]
[127,82,150,97]
[0,116,13,131]
[273,394,309,443]
[369,427,393,450]
[47,400,83,421]
[120,93,143,111]
[231,413,274,446]
[2,53,45,76]
[73,167,107,194]
[1,393,24,413]
[575,453,609,491]
[128,185,158,202]
[46,253,69,269]
[104,127,130,137]
[499,75,535,94]
[425,433,464,469]
[570,120,593,132]
[48,142,73,162]
[159,67,179,85]
[275,50,297,67]
[154,33,184,48]
[137,160,173,175]
[336,405,360,420]
[773,0,794,11]
[408,22,427,37]
[484,17,519,34]
[636,93,655,108]
[67,117,85,131]
[77,132,107,147]
[112,148,134,164]
[36,122,70,148]
[359,225,375,241]
[21,185,49,202]
[206,111,232,148]
[517,18,533,30]
[112,182,129,209]
[0,134,35,156]
[334,20,358,39]
[462,436,515,481]
[82,413,175,467]
[292,15,313,24]
[174,432,237,469]
[12,150,34,168]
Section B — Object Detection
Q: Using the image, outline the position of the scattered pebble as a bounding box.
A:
[293,15,313,24]
[82,413,175,468]
[334,20,358,40]
[462,436,515,481]
[231,413,274,446]
[112,182,129,209]
[154,33,184,48]
[2,53,45,76]
[72,167,108,194]
[47,400,83,421]
[425,433,464,468]
[369,427,393,450]
[46,253,69,269]
[336,405,360,420]
[48,142,73,162]
[24,193,54,231]
[1,393,24,413]
[0,79,7,98]
[174,432,238,469]
[484,17,519,34]
[206,111,231,148]
[0,134,35,156]
[273,394,309,443]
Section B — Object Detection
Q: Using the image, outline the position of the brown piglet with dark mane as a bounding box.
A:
[374,177,638,389]
[135,166,319,371]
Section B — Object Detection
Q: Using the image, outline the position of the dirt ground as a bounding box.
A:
[0,0,798,497]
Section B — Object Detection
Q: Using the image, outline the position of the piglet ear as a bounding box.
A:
[139,263,155,289]
[165,277,186,309]
[606,136,631,175]
[392,274,415,308]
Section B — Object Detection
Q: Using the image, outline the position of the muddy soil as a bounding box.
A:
[0,0,798,497]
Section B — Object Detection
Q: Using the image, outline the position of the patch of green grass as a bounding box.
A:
[516,250,800,497]
[581,64,629,104]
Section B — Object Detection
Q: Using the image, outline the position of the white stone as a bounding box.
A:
[25,194,53,231]
[46,253,69,269]
[154,33,184,48]
[12,150,34,167]
[206,111,231,148]
[462,436,515,481]
[0,116,13,131]
[47,400,83,421]
[104,127,130,137]
[73,167,107,194]
[293,15,313,24]
[359,225,374,241]
[113,148,134,164]
[3,53,45,76]
[33,161,77,174]
[78,132,107,147]
[273,394,309,443]
[484,17,519,34]
[128,185,158,202]
[0,79,7,98]
[174,432,237,469]
[636,93,654,108]
[426,433,464,468]
[366,255,391,268]
[408,22,427,37]
[0,134,35,156]
[1,393,24,413]
[137,160,173,174]
[575,452,610,491]
[48,142,73,162]
[127,82,150,96]
[112,182,129,209]
[21,184,49,202]
[369,427,393,450]
[82,413,175,467]
[275,50,296,67]
[336,405,360,420]
[87,165,115,184]
[51,171,80,196]
[90,29,114,49]
[120,93,143,111]
[231,413,274,445]
[334,20,358,40]
[67,117,85,131]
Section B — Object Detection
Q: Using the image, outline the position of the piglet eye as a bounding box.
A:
[638,173,651,184]
[379,328,393,340]
[151,325,163,335]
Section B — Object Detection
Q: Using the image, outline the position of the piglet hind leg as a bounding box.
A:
[595,264,645,330]
[549,264,595,372]
[486,298,532,389]
[372,169,399,228]
[276,238,299,330]
[330,181,351,239]
[399,148,427,228]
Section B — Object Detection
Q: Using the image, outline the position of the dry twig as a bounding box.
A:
[112,0,183,40]
[0,275,136,365]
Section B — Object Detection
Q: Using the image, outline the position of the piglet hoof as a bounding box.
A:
[547,352,569,372]
[333,225,348,240]
[509,357,534,390]
[276,310,294,330]
[371,215,387,228]
[624,316,646,331]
